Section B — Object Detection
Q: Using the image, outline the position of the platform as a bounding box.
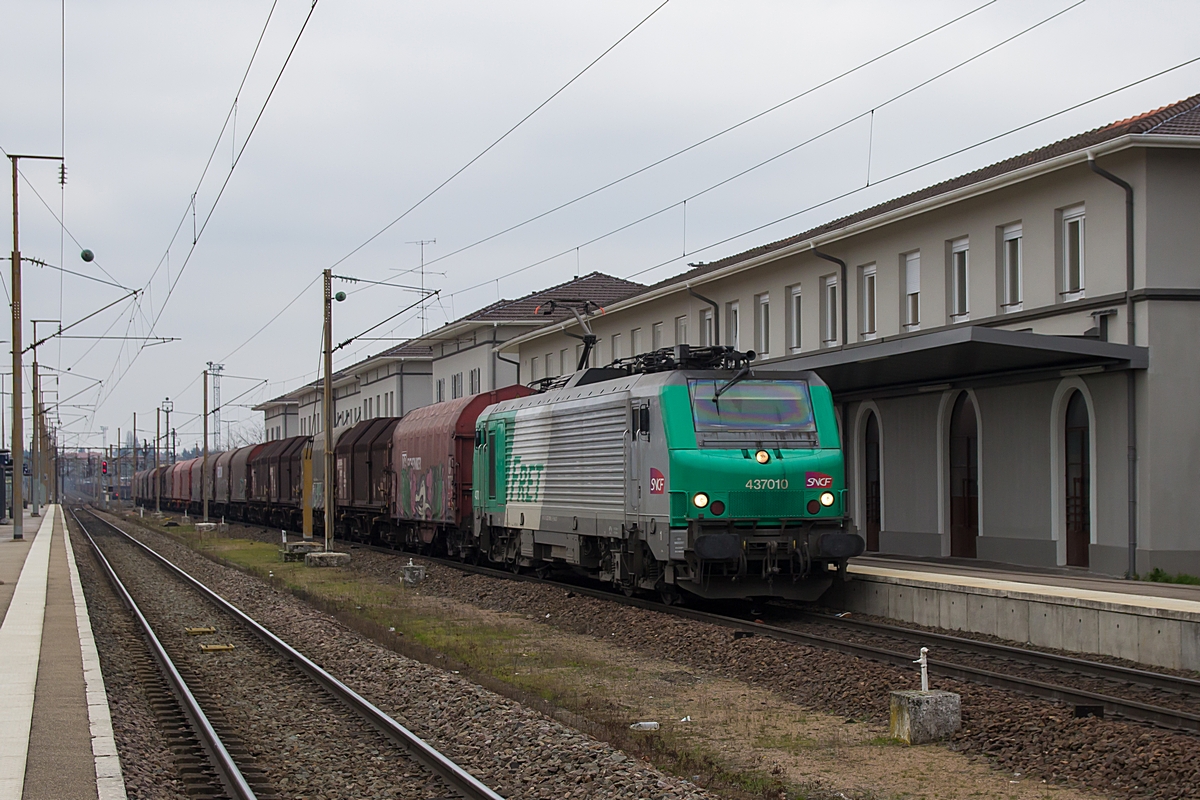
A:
[825,555,1200,673]
[0,505,126,800]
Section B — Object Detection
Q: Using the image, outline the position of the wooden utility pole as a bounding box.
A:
[202,369,209,522]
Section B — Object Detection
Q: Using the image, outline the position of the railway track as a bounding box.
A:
[106,509,1200,733]
[71,507,504,800]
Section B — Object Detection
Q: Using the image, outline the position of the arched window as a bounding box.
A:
[948,392,979,558]
[1064,390,1090,567]
[863,411,881,552]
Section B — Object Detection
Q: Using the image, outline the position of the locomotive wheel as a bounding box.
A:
[659,586,681,606]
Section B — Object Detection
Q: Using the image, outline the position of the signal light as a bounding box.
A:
[101,460,108,475]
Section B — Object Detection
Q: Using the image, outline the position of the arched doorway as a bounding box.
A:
[948,392,979,558]
[863,411,881,552]
[1064,390,1090,567]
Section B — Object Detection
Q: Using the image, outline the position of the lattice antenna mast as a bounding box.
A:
[207,362,224,450]
[406,239,436,335]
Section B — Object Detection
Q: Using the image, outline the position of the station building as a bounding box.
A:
[500,94,1200,578]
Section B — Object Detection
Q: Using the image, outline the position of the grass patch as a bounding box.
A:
[1142,567,1200,585]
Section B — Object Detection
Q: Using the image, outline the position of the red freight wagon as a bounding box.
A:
[391,385,532,532]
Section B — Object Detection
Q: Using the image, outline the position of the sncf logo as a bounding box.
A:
[805,471,834,489]
[649,467,665,494]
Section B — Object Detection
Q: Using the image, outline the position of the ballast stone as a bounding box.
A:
[305,551,351,568]
[889,690,961,744]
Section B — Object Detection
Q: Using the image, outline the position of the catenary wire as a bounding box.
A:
[324,0,675,275]
[381,0,1001,285]
[621,53,1200,281]
[448,0,1089,299]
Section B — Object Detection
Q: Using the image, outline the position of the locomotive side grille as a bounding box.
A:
[508,398,627,512]
[727,490,807,519]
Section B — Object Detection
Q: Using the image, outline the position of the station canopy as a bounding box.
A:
[758,326,1147,400]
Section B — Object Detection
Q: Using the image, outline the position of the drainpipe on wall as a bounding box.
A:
[1088,152,1138,579]
[686,285,721,346]
[811,245,848,348]
[497,352,520,386]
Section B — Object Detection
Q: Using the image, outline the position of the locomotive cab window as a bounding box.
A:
[687,379,818,446]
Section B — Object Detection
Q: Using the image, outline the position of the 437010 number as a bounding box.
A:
[745,478,788,490]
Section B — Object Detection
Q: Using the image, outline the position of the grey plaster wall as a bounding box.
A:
[878,394,941,552]
[976,535,1056,567]
[1142,301,1200,555]
[976,382,1054,542]
[1145,149,1200,289]
[1085,372,1130,557]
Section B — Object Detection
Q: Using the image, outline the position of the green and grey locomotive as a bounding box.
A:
[472,345,863,603]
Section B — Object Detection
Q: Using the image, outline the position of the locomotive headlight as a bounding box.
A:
[692,492,710,509]
[819,491,836,507]
[754,449,770,464]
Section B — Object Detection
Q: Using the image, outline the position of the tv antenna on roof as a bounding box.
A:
[406,240,436,335]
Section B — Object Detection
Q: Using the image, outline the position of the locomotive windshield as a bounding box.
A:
[687,379,818,445]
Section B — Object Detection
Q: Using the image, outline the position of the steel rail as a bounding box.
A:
[79,509,505,800]
[69,507,259,800]
[797,611,1200,696]
[354,542,1200,733]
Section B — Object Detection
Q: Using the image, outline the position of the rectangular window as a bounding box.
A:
[652,321,664,350]
[1063,205,1085,299]
[436,379,445,403]
[788,285,802,351]
[376,394,381,417]
[950,238,969,320]
[545,353,554,377]
[1002,223,1022,309]
[560,348,569,374]
[529,357,539,382]
[726,301,740,350]
[700,308,714,346]
[451,372,463,399]
[903,251,920,328]
[822,275,839,346]
[755,293,770,355]
[859,264,877,337]
[630,328,642,356]
[610,333,622,362]
[675,315,688,346]
[469,368,481,394]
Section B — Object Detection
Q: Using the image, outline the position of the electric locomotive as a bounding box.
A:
[472,345,863,603]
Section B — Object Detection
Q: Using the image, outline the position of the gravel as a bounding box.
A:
[71,521,194,800]
[100,513,722,800]
[353,542,1200,800]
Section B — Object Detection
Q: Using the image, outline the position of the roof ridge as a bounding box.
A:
[1138,93,1200,134]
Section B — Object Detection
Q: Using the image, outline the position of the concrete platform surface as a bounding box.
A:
[855,553,1200,603]
[0,506,126,800]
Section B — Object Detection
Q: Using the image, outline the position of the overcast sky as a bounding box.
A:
[3,0,1198,452]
